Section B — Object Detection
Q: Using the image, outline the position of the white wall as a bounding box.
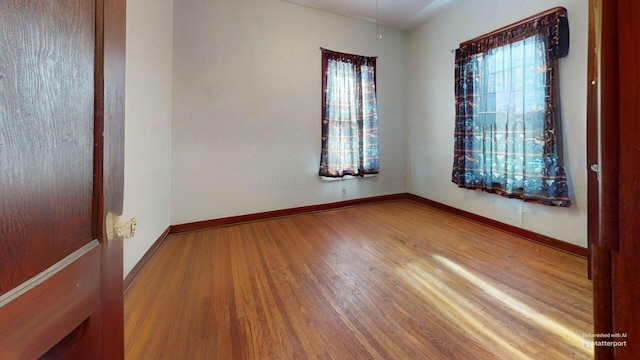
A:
[171,0,408,224]
[407,0,588,247]
[122,0,588,278]
[123,0,173,277]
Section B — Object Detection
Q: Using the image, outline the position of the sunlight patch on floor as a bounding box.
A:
[397,262,533,359]
[396,256,593,359]
[433,254,591,357]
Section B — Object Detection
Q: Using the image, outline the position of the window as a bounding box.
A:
[319,48,379,178]
[451,8,571,206]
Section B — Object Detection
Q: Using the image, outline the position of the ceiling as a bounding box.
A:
[279,0,459,30]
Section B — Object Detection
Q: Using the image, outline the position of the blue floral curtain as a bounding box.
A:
[320,48,379,177]
[452,8,572,207]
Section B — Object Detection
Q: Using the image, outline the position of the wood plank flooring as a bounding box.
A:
[124,200,593,359]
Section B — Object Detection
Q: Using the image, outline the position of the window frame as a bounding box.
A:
[319,48,379,179]
[451,8,572,207]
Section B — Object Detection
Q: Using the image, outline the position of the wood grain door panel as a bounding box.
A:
[0,242,100,359]
[0,0,95,296]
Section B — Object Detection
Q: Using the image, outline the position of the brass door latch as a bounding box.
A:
[106,212,137,241]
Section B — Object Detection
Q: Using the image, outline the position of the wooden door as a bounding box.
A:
[609,0,640,358]
[592,0,640,358]
[0,0,125,358]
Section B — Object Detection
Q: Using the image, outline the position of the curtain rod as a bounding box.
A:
[319,47,379,58]
[459,6,567,48]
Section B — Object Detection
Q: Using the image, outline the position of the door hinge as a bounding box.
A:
[106,212,137,241]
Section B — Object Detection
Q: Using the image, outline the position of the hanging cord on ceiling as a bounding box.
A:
[376,0,382,40]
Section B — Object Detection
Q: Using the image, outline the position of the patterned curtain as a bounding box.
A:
[452,9,572,207]
[319,49,379,177]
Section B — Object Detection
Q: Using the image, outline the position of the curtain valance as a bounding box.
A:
[320,48,377,65]
[457,7,569,59]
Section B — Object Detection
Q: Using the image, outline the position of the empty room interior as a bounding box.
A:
[123,0,596,358]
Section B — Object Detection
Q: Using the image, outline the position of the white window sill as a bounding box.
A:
[321,174,378,181]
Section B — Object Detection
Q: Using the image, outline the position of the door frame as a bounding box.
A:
[586,1,614,359]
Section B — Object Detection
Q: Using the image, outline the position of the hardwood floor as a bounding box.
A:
[124,201,593,359]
